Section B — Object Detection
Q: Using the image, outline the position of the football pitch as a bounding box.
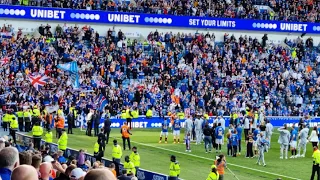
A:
[30,128,311,180]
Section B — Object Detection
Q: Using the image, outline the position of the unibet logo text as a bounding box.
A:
[31,9,66,19]
[108,14,140,23]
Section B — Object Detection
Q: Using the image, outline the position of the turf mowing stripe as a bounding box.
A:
[125,139,301,180]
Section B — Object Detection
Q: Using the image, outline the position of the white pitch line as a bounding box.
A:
[124,139,301,180]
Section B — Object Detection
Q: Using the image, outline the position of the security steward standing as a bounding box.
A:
[124,155,136,175]
[45,129,53,146]
[206,165,219,180]
[311,146,320,180]
[8,110,16,136]
[58,129,68,157]
[112,139,122,176]
[169,155,180,180]
[10,116,18,145]
[16,108,24,132]
[121,122,132,150]
[24,109,31,132]
[31,105,41,128]
[94,139,103,162]
[55,115,65,138]
[130,146,140,175]
[2,110,9,132]
[32,121,43,150]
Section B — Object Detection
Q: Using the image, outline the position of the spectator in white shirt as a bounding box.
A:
[296,95,303,108]
[308,126,319,148]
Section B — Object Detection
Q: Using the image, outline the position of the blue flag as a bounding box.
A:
[57,61,80,89]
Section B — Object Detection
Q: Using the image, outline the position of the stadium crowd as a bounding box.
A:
[3,0,320,22]
[0,22,319,118]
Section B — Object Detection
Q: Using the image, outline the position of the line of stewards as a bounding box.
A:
[58,129,68,157]
[32,122,44,150]
[169,155,180,180]
[124,155,136,176]
[206,165,220,180]
[112,139,122,176]
[129,146,140,175]
[9,116,18,144]
[2,110,15,133]
[121,122,132,150]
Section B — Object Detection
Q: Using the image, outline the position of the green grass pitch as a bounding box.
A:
[28,128,312,180]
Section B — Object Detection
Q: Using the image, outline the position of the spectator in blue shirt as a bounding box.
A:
[215,123,224,153]
[0,147,19,180]
[236,125,243,155]
[231,130,239,157]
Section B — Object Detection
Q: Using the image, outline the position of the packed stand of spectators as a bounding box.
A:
[0,136,130,180]
[1,23,320,118]
[4,0,320,22]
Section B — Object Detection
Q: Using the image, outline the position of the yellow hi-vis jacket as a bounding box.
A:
[112,145,122,159]
[169,161,180,177]
[129,152,140,167]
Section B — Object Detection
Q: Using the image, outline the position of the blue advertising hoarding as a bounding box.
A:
[0,5,320,33]
[15,133,168,180]
[73,116,320,129]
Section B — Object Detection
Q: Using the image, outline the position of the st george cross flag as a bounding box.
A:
[28,74,50,91]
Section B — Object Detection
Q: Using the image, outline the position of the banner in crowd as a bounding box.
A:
[74,116,320,129]
[0,5,320,33]
[15,133,168,180]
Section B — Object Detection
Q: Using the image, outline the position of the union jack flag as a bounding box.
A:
[96,80,107,88]
[28,74,50,91]
[0,56,10,66]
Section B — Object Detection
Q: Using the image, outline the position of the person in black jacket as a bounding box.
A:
[203,124,213,153]
[104,117,112,144]
[98,128,106,154]
[93,110,101,136]
[211,123,217,150]
[67,111,74,134]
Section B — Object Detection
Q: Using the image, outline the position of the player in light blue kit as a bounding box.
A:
[159,119,169,143]
[253,126,261,157]
[185,132,191,152]
[256,132,268,166]
[173,119,181,144]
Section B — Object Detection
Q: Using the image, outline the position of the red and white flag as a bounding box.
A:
[28,74,50,91]
[0,56,10,66]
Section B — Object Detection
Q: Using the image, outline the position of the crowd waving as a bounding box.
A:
[0,21,319,117]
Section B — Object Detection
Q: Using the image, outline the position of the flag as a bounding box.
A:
[57,61,80,89]
[0,56,10,66]
[96,80,107,88]
[28,74,50,91]
[95,94,107,111]
[98,95,107,111]
[45,105,59,113]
